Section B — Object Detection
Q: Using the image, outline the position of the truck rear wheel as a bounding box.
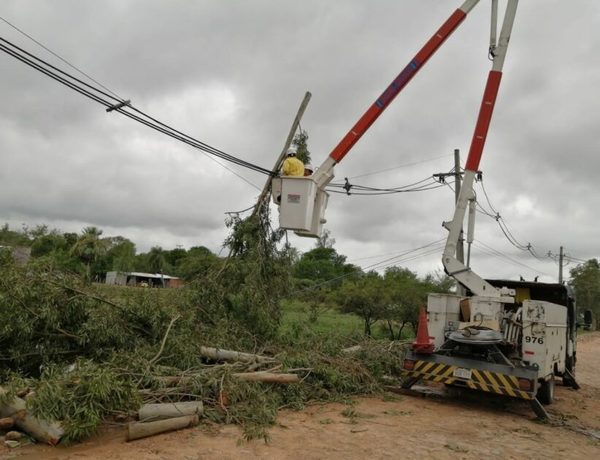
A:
[537,376,555,405]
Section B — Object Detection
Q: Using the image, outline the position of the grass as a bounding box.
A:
[94,286,410,342]
[280,299,368,337]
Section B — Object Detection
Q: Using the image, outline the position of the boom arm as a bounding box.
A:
[311,0,482,190]
[442,0,519,297]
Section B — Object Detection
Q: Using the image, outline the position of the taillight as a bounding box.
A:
[403,359,416,371]
[518,378,532,391]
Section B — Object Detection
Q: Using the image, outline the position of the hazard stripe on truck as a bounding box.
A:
[403,360,533,400]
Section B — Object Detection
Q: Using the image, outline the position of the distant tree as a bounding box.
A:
[294,245,360,288]
[569,259,600,329]
[176,246,219,280]
[105,237,137,272]
[30,231,69,257]
[164,247,187,269]
[338,272,388,336]
[147,246,168,286]
[71,227,108,283]
[316,229,335,249]
[0,223,31,246]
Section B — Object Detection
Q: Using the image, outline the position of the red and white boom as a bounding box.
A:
[277,0,520,298]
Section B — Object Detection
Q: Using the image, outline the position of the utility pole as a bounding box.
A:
[434,149,465,264]
[559,245,564,284]
[454,149,465,266]
[433,149,465,295]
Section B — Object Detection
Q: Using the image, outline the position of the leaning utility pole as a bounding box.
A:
[252,91,312,217]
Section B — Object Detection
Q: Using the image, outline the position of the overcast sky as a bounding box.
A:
[1,0,599,283]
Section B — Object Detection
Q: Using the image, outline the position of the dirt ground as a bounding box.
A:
[4,333,600,460]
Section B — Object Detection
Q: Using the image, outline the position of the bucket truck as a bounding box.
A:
[272,0,579,417]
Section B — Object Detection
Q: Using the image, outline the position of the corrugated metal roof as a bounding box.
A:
[107,271,180,280]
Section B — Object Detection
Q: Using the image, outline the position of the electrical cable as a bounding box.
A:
[0,36,272,181]
[326,175,447,196]
[474,240,555,278]
[293,239,446,294]
[0,15,124,100]
[346,154,453,180]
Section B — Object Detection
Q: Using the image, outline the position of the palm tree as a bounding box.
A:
[71,226,108,283]
[147,246,167,287]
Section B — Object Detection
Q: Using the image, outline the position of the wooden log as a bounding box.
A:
[127,414,199,441]
[138,401,203,421]
[341,345,362,354]
[199,346,274,363]
[0,417,15,430]
[232,372,300,383]
[0,386,63,445]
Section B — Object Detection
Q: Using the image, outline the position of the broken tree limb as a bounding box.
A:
[127,414,199,441]
[138,401,203,421]
[232,372,300,384]
[0,386,64,445]
[199,346,274,364]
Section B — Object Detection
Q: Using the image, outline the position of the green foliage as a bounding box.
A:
[292,130,311,165]
[176,247,219,280]
[26,361,140,443]
[71,227,109,282]
[104,237,137,272]
[336,267,452,339]
[338,272,388,336]
[202,205,292,339]
[0,223,32,246]
[569,259,600,328]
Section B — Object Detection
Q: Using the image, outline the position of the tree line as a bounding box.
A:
[3,222,596,337]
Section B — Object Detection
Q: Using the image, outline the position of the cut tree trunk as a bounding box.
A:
[127,414,199,441]
[0,386,64,445]
[232,372,300,383]
[138,402,203,421]
[199,346,274,363]
[0,416,14,430]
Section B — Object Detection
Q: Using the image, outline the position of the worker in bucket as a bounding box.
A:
[304,164,314,177]
[281,147,304,176]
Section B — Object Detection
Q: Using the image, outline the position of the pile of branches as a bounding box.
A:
[0,210,407,444]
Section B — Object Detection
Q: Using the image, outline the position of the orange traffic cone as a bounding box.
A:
[412,307,434,354]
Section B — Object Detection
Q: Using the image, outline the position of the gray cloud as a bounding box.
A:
[1,0,598,282]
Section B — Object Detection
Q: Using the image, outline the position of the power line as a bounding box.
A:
[474,240,555,278]
[347,154,453,180]
[0,36,270,186]
[327,175,447,196]
[293,239,446,294]
[0,14,123,100]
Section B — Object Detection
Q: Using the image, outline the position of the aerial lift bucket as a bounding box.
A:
[272,176,329,237]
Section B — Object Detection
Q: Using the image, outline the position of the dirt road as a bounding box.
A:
[5,333,600,459]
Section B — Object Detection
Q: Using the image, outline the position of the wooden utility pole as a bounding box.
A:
[454,149,465,266]
[434,149,465,295]
[252,91,312,217]
[559,245,564,284]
